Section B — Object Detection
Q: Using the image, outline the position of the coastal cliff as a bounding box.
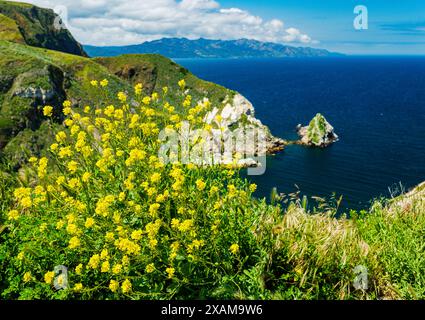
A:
[0,0,87,56]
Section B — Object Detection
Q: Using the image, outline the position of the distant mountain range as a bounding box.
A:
[84,38,343,59]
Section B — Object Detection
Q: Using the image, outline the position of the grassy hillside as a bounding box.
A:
[0,13,25,43]
[95,55,233,110]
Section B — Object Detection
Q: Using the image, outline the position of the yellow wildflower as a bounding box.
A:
[178,79,186,89]
[135,83,143,95]
[66,223,78,235]
[88,254,100,269]
[58,146,73,159]
[63,107,72,116]
[149,239,158,249]
[228,184,238,198]
[74,283,83,292]
[150,172,161,184]
[196,179,206,191]
[230,243,240,255]
[7,210,19,221]
[23,272,32,283]
[142,96,151,105]
[75,264,83,275]
[121,279,132,294]
[43,105,53,117]
[20,197,32,209]
[101,261,110,273]
[166,267,175,279]
[178,219,194,232]
[100,249,109,260]
[17,252,24,261]
[131,230,143,241]
[69,236,81,249]
[117,92,127,103]
[149,203,160,217]
[44,271,55,284]
[85,217,95,229]
[82,172,91,183]
[171,219,180,229]
[38,157,48,179]
[123,256,130,266]
[145,263,155,274]
[56,131,67,144]
[112,264,123,275]
[67,161,78,174]
[105,232,115,242]
[50,143,59,152]
[109,280,119,293]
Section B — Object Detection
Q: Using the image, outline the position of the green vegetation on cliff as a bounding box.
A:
[0,0,87,56]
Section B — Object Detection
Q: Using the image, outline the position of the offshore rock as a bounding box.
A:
[297,113,338,147]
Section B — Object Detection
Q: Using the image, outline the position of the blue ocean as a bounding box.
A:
[177,57,425,210]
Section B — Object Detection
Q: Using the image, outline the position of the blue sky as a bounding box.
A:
[17,0,425,55]
[219,0,425,54]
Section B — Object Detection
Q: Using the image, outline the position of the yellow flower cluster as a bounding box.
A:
[7,78,256,299]
[43,105,54,117]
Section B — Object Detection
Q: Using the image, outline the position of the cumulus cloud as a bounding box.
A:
[15,0,314,46]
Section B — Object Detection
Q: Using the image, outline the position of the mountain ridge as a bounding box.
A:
[85,37,343,59]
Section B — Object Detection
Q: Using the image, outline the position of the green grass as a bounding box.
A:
[95,54,233,112]
[0,13,24,43]
[0,1,33,8]
[355,191,425,299]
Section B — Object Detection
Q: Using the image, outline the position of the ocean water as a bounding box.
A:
[177,57,425,210]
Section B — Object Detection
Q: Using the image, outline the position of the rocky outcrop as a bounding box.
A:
[297,113,338,147]
[0,64,66,152]
[202,94,286,166]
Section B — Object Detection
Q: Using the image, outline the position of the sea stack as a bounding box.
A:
[297,113,339,147]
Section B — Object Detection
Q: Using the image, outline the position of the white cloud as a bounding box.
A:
[15,0,314,46]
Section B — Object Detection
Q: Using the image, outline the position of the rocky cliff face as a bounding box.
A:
[0,0,87,56]
[203,94,285,162]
